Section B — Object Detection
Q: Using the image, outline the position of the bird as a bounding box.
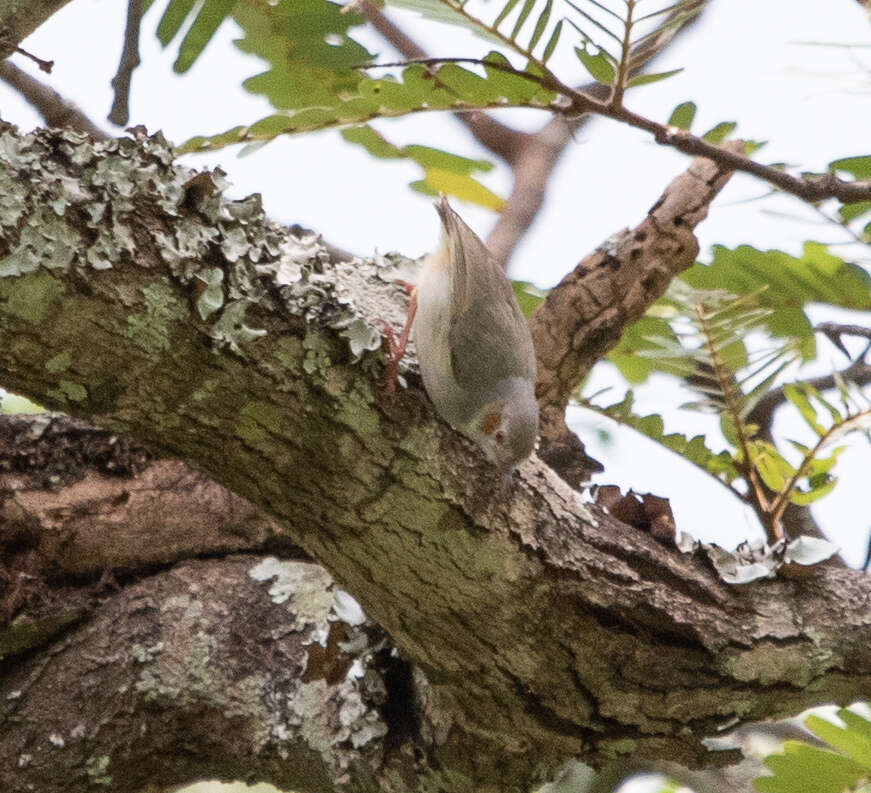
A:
[383,197,539,471]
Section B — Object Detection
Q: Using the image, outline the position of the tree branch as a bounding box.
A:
[108,0,144,126]
[2,126,871,791]
[0,59,107,138]
[530,144,742,485]
[586,100,871,204]
[745,359,871,437]
[356,0,531,164]
[0,0,72,59]
[1,554,403,793]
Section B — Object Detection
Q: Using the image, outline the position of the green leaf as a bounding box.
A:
[541,19,563,62]
[156,0,198,46]
[341,126,503,210]
[755,742,869,793]
[511,0,537,40]
[627,68,683,87]
[528,0,552,52]
[173,0,237,73]
[829,154,871,179]
[585,391,741,483]
[341,125,404,159]
[839,710,871,743]
[181,57,557,152]
[747,440,794,492]
[788,476,837,505]
[494,0,522,28]
[512,281,548,317]
[838,200,871,223]
[420,167,505,210]
[667,100,696,129]
[783,383,825,435]
[682,243,871,360]
[702,121,737,143]
[607,315,680,382]
[575,45,615,86]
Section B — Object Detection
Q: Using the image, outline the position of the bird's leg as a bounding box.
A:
[379,282,418,395]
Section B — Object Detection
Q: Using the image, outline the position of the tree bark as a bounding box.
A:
[1,124,870,793]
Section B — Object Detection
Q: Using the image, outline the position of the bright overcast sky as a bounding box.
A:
[3,0,871,563]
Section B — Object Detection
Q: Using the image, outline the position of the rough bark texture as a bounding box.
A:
[529,143,743,486]
[1,125,871,793]
[0,0,71,58]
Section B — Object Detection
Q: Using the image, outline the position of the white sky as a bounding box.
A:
[3,0,871,564]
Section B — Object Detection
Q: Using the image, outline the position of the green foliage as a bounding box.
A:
[667,100,697,129]
[700,120,736,144]
[151,0,704,205]
[756,709,871,793]
[575,44,616,85]
[341,125,504,209]
[591,274,871,540]
[682,243,871,359]
[583,390,741,483]
[511,280,548,317]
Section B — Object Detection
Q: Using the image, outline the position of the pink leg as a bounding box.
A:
[380,287,418,395]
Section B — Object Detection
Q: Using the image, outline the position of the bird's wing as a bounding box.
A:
[448,295,537,391]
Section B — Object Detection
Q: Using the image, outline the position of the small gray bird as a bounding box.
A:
[409,198,539,470]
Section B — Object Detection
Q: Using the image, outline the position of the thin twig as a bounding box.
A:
[768,407,871,530]
[816,322,871,342]
[593,101,871,203]
[746,360,871,438]
[109,0,144,126]
[487,0,708,267]
[0,60,107,139]
[14,46,53,73]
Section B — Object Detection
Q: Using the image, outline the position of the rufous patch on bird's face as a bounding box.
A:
[480,410,502,436]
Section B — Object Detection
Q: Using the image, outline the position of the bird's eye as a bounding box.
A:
[494,430,505,445]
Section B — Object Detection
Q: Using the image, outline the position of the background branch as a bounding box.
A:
[108,0,144,126]
[360,0,710,269]
[531,145,742,486]
[0,60,107,138]
[0,0,72,59]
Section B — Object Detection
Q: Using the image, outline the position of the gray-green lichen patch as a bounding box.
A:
[0,270,64,324]
[302,331,333,376]
[209,300,266,354]
[44,350,73,374]
[124,280,188,353]
[249,558,335,635]
[195,267,225,319]
[47,379,88,405]
[0,124,407,375]
[248,557,387,775]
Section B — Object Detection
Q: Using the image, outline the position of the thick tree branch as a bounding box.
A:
[2,126,871,791]
[0,59,107,138]
[0,0,71,58]
[1,554,400,793]
[530,144,742,485]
